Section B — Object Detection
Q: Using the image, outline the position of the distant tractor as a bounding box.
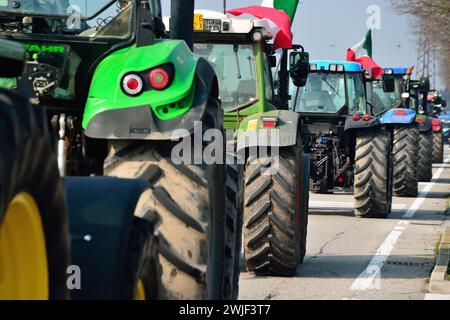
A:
[291,60,393,218]
[372,68,420,196]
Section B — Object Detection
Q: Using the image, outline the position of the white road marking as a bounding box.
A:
[350,230,404,291]
[424,294,450,300]
[310,201,406,211]
[403,159,449,218]
[349,156,450,292]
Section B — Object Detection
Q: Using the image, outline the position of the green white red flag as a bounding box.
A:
[228,6,293,49]
[347,29,383,78]
[261,0,299,24]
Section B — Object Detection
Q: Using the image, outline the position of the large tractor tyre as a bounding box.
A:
[225,155,244,299]
[432,132,444,163]
[392,125,419,197]
[354,128,393,218]
[418,130,433,182]
[119,188,160,300]
[243,137,308,277]
[0,89,70,300]
[104,99,238,300]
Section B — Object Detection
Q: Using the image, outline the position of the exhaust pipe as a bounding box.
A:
[170,0,194,51]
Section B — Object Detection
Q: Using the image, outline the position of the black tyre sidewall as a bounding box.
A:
[0,89,70,299]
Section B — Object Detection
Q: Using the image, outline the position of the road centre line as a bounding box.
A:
[309,201,406,211]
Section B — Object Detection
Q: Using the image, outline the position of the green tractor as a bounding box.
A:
[0,38,159,300]
[165,10,311,276]
[0,0,239,300]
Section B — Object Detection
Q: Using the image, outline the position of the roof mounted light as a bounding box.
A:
[337,64,345,72]
[385,69,393,75]
[329,64,337,72]
[310,64,317,71]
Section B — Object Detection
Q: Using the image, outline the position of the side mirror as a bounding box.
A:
[0,39,25,78]
[382,75,395,93]
[442,100,447,108]
[268,55,277,68]
[289,51,309,87]
[419,76,430,94]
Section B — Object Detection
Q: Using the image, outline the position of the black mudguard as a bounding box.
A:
[64,176,152,300]
[84,58,217,141]
[236,110,301,153]
[417,117,432,132]
[344,115,379,131]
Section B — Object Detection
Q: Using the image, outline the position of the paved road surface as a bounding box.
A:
[239,148,450,300]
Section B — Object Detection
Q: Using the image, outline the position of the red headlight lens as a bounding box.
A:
[149,68,170,90]
[122,74,143,96]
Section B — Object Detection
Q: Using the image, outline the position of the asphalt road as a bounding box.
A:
[239,147,450,300]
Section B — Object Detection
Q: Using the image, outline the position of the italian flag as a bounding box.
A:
[347,30,383,78]
[261,0,299,24]
[228,6,293,49]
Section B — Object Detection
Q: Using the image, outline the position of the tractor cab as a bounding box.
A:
[165,10,276,129]
[164,10,309,129]
[0,1,163,104]
[292,60,370,123]
[374,67,417,125]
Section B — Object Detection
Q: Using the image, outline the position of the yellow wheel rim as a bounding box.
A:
[0,193,49,300]
[134,279,146,300]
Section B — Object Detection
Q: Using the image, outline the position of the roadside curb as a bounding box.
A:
[429,227,450,294]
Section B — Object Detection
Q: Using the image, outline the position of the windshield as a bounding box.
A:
[293,72,367,115]
[294,72,346,113]
[194,43,258,110]
[0,0,133,39]
[372,79,402,110]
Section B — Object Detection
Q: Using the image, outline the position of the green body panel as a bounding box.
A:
[82,39,198,129]
[416,114,426,122]
[0,78,16,89]
[223,42,276,131]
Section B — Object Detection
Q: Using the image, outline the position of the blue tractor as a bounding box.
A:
[376,68,434,187]
[290,60,393,218]
[366,68,418,197]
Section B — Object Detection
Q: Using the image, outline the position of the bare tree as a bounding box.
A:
[390,0,450,88]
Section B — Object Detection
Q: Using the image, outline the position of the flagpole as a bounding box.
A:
[223,0,226,13]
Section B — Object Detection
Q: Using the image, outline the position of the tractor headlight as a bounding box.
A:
[252,31,262,41]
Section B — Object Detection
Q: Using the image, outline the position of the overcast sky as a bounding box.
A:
[161,0,444,89]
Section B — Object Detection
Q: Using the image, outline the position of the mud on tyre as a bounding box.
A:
[243,136,308,277]
[104,99,240,299]
[432,132,444,164]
